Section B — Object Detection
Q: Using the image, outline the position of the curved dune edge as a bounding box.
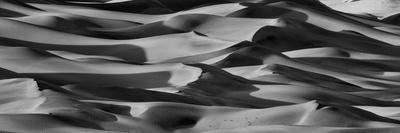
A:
[2,0,400,133]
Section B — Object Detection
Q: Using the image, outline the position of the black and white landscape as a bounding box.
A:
[2,0,400,133]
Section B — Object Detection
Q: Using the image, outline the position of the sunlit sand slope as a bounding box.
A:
[2,0,400,133]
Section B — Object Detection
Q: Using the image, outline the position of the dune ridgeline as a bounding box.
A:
[2,0,400,133]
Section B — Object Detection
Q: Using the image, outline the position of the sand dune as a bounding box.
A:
[0,46,202,88]
[322,0,400,18]
[2,0,400,133]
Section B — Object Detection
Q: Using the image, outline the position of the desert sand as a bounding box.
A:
[2,0,400,133]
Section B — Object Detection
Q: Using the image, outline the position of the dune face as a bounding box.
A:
[2,0,400,133]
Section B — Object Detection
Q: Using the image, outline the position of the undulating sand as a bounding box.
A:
[2,0,400,133]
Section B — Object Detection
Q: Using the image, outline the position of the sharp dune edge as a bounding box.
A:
[3,0,400,133]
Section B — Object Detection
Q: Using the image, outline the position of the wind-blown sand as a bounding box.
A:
[2,0,400,133]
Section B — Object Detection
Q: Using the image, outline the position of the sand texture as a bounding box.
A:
[2,0,400,133]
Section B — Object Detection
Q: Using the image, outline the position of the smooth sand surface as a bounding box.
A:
[2,0,400,133]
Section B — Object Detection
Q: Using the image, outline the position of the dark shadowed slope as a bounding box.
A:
[1,0,400,133]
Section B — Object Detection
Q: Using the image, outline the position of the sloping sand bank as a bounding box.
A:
[2,0,400,133]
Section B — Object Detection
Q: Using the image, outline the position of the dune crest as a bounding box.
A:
[2,0,400,133]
